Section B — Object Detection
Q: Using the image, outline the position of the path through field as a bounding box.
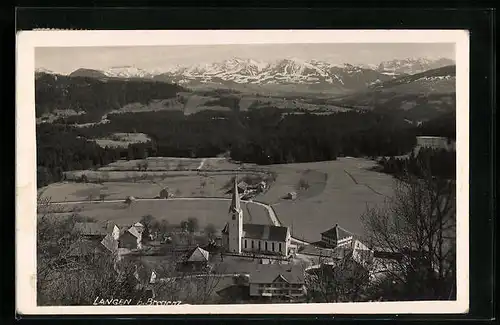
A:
[344,169,386,196]
[196,158,207,170]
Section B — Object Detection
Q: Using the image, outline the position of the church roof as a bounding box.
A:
[321,224,353,241]
[242,224,288,242]
[229,177,242,213]
[221,223,289,242]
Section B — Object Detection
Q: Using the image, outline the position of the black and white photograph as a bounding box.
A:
[16,30,469,314]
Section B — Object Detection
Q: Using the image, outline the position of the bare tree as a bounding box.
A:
[204,223,217,240]
[186,217,199,234]
[361,167,456,301]
[305,255,371,303]
[151,259,227,305]
[297,178,310,191]
[124,196,135,208]
[36,199,138,306]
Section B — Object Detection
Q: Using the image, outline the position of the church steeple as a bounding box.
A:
[229,176,241,214]
[227,175,243,254]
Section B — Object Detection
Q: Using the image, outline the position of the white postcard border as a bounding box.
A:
[16,29,470,315]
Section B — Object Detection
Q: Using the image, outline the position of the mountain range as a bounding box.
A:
[38,57,454,93]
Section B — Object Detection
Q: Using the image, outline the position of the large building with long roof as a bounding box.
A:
[221,177,291,256]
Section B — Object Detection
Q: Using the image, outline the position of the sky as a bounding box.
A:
[36,43,455,75]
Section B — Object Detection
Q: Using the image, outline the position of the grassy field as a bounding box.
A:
[42,172,270,202]
[43,199,271,234]
[40,156,395,244]
[44,157,270,202]
[257,158,395,243]
[98,157,258,171]
[93,133,151,149]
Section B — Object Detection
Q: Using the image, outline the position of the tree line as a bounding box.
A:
[36,123,124,187]
[36,73,185,122]
[378,147,456,180]
[79,108,418,161]
[37,107,455,188]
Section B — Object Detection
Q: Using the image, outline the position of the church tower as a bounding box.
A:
[228,177,243,254]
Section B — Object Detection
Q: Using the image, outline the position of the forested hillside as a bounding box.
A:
[35,73,186,122]
[37,109,424,187]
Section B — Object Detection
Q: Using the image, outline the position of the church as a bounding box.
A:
[221,178,291,256]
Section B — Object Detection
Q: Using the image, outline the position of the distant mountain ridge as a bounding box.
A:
[37,57,455,92]
[332,65,456,121]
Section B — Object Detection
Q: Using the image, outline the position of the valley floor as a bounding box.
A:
[38,157,395,243]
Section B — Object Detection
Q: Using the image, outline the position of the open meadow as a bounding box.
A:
[40,198,271,234]
[40,157,271,202]
[39,156,396,243]
[256,158,395,243]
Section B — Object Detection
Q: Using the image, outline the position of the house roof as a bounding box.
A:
[242,224,288,242]
[73,222,107,236]
[186,246,210,262]
[321,224,353,241]
[127,226,142,239]
[101,234,118,254]
[237,181,249,189]
[248,264,305,284]
[67,238,107,257]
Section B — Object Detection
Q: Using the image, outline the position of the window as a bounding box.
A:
[252,240,254,249]
[279,243,282,252]
[272,243,275,251]
[258,241,261,250]
[265,242,268,251]
[244,239,247,249]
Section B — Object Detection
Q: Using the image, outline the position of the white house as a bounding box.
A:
[248,264,306,300]
[321,224,354,248]
[415,136,456,153]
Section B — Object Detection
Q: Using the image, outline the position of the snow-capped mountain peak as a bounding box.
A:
[104,65,153,78]
[377,57,455,75]
[35,67,56,74]
[61,56,455,92]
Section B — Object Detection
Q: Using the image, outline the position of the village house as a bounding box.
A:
[118,226,143,250]
[225,180,249,195]
[73,222,108,241]
[101,234,119,254]
[178,246,210,272]
[66,237,112,263]
[414,136,456,154]
[320,224,354,248]
[248,264,306,300]
[221,178,291,256]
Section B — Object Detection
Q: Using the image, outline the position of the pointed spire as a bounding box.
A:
[229,176,241,213]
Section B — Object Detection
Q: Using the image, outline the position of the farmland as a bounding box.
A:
[93,132,151,148]
[41,198,271,234]
[39,156,395,243]
[261,158,394,243]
